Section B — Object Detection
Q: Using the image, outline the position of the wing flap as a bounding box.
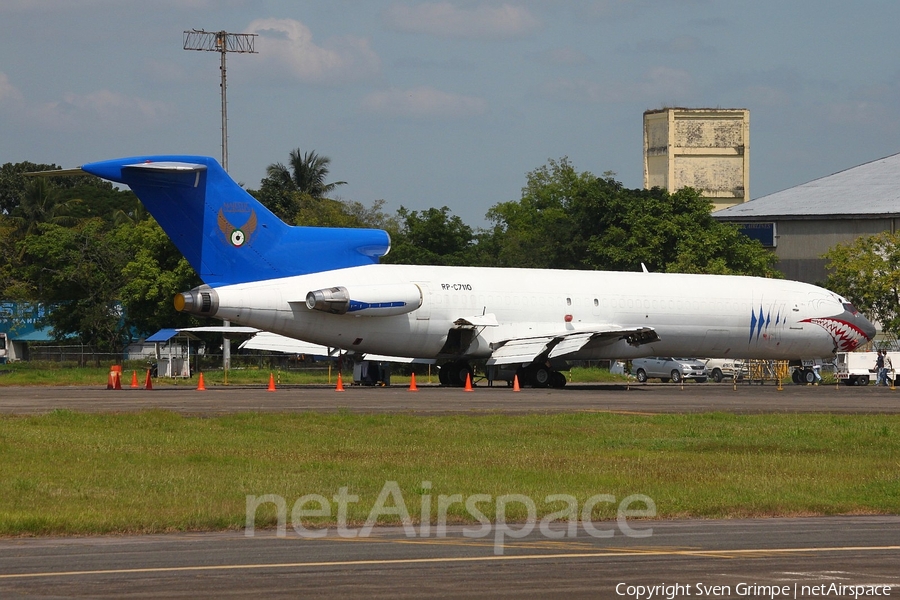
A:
[454,314,499,327]
[547,332,596,358]
[486,337,553,365]
[489,326,659,365]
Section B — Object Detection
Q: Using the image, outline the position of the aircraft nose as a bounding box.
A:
[856,311,877,342]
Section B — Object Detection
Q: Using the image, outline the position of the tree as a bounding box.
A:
[381,206,475,266]
[0,161,107,216]
[265,148,346,198]
[257,149,348,222]
[116,219,201,337]
[482,158,778,276]
[8,177,82,239]
[824,231,900,338]
[19,219,130,351]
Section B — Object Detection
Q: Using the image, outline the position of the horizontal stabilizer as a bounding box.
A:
[79,155,392,286]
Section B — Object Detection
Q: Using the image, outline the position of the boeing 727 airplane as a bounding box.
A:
[70,155,875,386]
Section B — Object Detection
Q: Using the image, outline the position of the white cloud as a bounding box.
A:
[0,72,24,104]
[383,2,540,39]
[248,18,380,84]
[534,47,591,66]
[22,89,171,133]
[543,67,694,104]
[361,86,488,118]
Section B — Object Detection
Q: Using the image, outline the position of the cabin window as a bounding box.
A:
[566,297,572,306]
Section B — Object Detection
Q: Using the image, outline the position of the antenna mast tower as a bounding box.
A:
[183,29,257,172]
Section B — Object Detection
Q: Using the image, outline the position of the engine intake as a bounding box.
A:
[174,286,219,316]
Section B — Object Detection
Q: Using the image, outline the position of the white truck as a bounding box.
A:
[704,358,747,383]
[835,351,898,386]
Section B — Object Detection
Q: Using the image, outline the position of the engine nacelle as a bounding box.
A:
[174,286,220,316]
[306,283,423,317]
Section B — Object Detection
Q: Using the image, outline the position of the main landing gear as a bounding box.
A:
[438,361,567,388]
[516,364,567,388]
[438,360,474,387]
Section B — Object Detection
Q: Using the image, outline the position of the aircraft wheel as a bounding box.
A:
[802,369,817,384]
[635,369,648,383]
[711,368,724,383]
[532,366,551,387]
[452,361,473,387]
[438,364,450,386]
[550,371,567,388]
[670,370,683,384]
[791,369,803,384]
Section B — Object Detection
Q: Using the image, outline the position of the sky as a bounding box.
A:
[2,0,899,227]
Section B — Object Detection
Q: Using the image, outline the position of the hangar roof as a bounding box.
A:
[713,152,900,221]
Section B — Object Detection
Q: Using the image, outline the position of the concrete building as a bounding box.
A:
[713,152,900,284]
[643,107,750,211]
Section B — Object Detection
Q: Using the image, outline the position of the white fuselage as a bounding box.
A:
[204,264,863,362]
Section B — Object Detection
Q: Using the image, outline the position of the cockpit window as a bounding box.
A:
[843,302,858,315]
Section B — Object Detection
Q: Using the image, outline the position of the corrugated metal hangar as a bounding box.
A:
[712,152,900,284]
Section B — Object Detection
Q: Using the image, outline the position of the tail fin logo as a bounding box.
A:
[217,208,258,248]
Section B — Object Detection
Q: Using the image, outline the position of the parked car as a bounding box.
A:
[703,358,747,383]
[631,357,708,383]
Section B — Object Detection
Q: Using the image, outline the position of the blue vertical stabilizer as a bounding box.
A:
[82,156,390,286]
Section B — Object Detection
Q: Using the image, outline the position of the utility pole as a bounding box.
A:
[183,29,257,374]
[182,29,257,172]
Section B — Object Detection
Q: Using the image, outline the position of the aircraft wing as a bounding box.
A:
[239,331,434,364]
[487,326,659,366]
[239,331,337,356]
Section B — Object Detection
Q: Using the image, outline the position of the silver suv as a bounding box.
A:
[631,357,708,383]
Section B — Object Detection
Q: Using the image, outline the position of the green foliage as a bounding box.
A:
[116,219,201,337]
[824,231,900,337]
[19,220,129,351]
[267,148,347,199]
[483,157,778,276]
[382,206,476,266]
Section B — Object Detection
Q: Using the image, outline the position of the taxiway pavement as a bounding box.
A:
[1,381,900,415]
[1,516,897,598]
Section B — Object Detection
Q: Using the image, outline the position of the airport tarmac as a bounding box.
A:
[1,384,898,598]
[1,516,897,598]
[1,381,900,415]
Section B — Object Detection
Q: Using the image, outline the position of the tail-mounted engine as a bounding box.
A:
[306,283,423,317]
[174,286,220,316]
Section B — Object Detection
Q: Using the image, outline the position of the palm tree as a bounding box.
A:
[266,149,346,199]
[10,178,82,238]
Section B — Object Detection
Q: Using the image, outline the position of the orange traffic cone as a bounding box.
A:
[464,373,474,392]
[335,372,345,392]
[130,370,139,389]
[107,371,114,390]
[197,373,206,391]
[408,372,418,391]
[512,374,520,392]
[144,369,153,390]
[113,371,122,390]
[267,372,276,392]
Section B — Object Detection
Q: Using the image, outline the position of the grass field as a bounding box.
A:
[1,410,897,536]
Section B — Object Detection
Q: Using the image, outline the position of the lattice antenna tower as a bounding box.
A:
[183,29,258,172]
